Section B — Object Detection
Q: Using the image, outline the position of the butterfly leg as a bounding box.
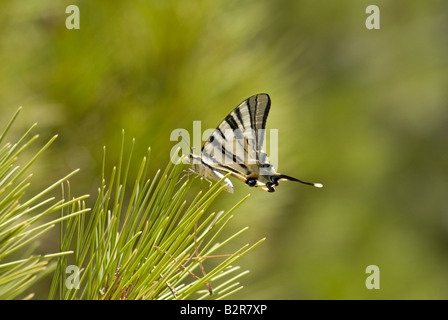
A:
[204,177,213,189]
[175,168,200,187]
[175,170,190,186]
[198,176,214,194]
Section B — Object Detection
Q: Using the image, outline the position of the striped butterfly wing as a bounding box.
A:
[191,93,322,192]
[200,93,272,185]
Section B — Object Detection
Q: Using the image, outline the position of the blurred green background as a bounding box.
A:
[1,0,448,299]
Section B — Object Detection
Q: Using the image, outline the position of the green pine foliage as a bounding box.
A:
[0,109,263,300]
[0,108,89,299]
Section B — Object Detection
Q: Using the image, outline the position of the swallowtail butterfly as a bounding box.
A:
[189,93,322,193]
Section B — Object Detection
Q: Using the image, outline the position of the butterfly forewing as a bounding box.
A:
[199,94,271,181]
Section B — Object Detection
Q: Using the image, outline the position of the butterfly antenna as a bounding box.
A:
[279,174,323,188]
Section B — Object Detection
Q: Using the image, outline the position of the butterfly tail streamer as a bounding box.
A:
[277,174,323,188]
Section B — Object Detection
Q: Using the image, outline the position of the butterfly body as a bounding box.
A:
[189,93,322,193]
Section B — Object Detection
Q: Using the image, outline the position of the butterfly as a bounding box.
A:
[189,93,322,193]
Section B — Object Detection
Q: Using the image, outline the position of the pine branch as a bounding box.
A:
[0,108,88,299]
[52,131,264,300]
[0,108,263,300]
